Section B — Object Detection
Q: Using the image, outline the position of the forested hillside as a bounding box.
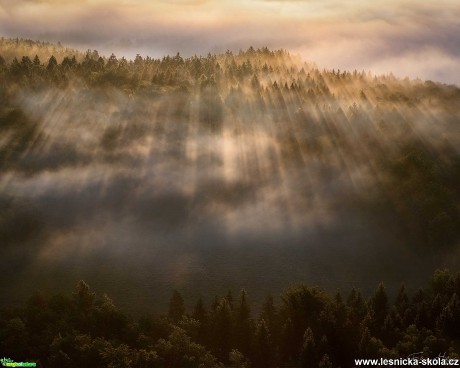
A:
[1,38,460,322]
[2,41,459,247]
[0,37,84,65]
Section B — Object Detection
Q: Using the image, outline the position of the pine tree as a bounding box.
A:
[234,290,253,357]
[33,54,41,66]
[395,284,409,316]
[437,293,460,338]
[193,297,207,322]
[254,319,274,367]
[226,290,234,311]
[318,354,333,368]
[193,297,208,344]
[47,55,58,72]
[301,327,316,367]
[212,298,234,363]
[72,280,95,333]
[370,283,388,332]
[168,290,185,323]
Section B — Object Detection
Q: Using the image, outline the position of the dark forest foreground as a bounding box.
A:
[1,269,460,367]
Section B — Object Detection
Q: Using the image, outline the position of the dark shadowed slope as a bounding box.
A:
[1,40,460,313]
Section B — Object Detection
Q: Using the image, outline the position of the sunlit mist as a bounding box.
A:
[1,42,460,312]
[1,0,460,84]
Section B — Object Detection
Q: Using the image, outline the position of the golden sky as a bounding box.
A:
[1,0,459,84]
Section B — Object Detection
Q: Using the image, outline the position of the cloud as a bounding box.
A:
[1,0,459,83]
[1,2,460,91]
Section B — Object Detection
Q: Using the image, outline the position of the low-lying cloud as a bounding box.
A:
[1,0,459,84]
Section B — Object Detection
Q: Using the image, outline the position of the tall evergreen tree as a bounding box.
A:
[234,289,253,356]
[370,283,388,331]
[168,290,185,323]
[253,319,273,367]
[211,298,233,363]
[47,55,58,72]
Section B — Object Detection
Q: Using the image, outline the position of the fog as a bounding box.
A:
[1,48,460,313]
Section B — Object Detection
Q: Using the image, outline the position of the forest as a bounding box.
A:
[1,269,460,367]
[1,37,460,366]
[1,37,459,252]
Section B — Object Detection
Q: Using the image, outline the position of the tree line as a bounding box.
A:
[1,269,459,367]
[0,40,429,102]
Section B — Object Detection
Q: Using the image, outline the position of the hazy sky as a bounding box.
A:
[1,0,459,83]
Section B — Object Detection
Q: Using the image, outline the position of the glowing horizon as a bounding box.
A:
[1,0,459,84]
[0,0,460,84]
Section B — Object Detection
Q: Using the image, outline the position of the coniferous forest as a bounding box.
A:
[1,37,460,366]
[1,270,460,367]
